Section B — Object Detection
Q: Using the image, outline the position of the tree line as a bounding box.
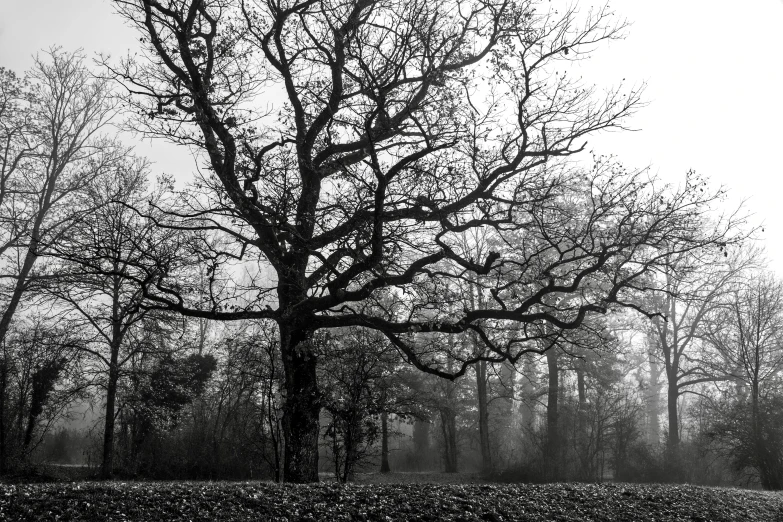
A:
[2,0,780,489]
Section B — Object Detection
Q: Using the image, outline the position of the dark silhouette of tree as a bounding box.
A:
[108,0,739,482]
[44,165,178,479]
[0,49,127,356]
[0,317,84,472]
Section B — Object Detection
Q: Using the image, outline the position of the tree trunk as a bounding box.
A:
[266,387,282,482]
[749,380,783,490]
[0,247,38,350]
[576,363,586,435]
[380,411,390,473]
[342,413,360,482]
[279,323,321,483]
[545,346,560,480]
[0,358,6,474]
[499,360,514,434]
[665,377,681,479]
[440,406,458,473]
[413,418,430,470]
[647,350,662,445]
[101,358,119,479]
[519,356,536,429]
[666,380,679,448]
[476,360,492,472]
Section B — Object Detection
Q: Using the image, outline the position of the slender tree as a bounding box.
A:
[708,272,783,489]
[0,50,125,351]
[45,165,176,478]
[646,248,754,471]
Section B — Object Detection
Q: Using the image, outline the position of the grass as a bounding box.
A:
[1,478,782,521]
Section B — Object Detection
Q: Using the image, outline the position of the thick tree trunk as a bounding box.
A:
[380,411,390,473]
[342,414,360,482]
[545,347,560,480]
[279,323,321,483]
[413,418,430,470]
[440,406,458,473]
[476,360,492,472]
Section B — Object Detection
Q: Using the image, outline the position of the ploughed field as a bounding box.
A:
[1,479,782,521]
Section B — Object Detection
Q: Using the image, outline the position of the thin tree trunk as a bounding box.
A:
[101,357,119,479]
[380,411,390,473]
[476,359,492,472]
[576,363,586,435]
[666,380,679,448]
[0,358,6,473]
[342,413,359,482]
[0,241,38,350]
[266,384,282,482]
[546,346,560,481]
[499,359,514,428]
[442,352,458,473]
[647,349,662,445]
[519,356,536,429]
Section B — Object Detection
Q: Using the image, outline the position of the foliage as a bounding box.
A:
[1,481,782,521]
[139,353,218,424]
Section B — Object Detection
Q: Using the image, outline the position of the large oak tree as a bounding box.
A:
[109,0,738,482]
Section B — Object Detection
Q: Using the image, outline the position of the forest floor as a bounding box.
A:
[1,478,782,521]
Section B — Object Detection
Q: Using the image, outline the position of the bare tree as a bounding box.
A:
[707,272,783,489]
[108,0,738,481]
[0,50,126,352]
[44,164,177,479]
[646,248,755,472]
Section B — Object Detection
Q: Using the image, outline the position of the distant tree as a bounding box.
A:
[118,349,217,475]
[44,165,177,479]
[110,0,739,482]
[318,327,390,482]
[707,273,783,490]
[646,248,755,473]
[0,317,84,471]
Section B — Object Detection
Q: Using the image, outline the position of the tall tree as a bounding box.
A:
[45,165,176,478]
[708,273,783,489]
[0,50,125,351]
[110,0,737,482]
[647,249,753,471]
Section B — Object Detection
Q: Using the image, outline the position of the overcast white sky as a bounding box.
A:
[1,0,782,271]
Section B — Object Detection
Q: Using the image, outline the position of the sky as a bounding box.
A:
[1,0,783,271]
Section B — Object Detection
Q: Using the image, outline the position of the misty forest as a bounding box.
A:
[2,0,783,520]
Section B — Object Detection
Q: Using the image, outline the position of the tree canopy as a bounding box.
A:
[105,0,740,482]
